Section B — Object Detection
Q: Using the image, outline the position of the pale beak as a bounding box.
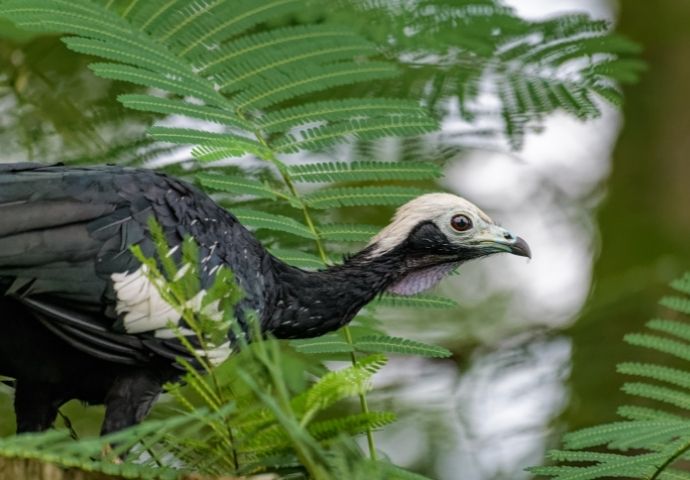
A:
[485,226,532,259]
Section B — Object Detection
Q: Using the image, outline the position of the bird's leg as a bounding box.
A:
[100,370,165,436]
[13,381,65,433]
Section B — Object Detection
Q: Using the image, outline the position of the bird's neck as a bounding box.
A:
[263,249,404,339]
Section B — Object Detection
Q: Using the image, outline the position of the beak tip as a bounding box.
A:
[510,236,532,259]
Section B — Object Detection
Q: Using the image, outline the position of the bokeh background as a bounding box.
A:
[0,1,689,479]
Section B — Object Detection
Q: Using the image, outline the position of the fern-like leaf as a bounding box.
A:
[309,411,397,440]
[288,161,442,183]
[304,354,387,412]
[534,272,690,479]
[671,273,690,295]
[618,362,690,390]
[291,336,354,354]
[304,186,427,209]
[661,296,690,315]
[274,117,438,153]
[196,173,279,200]
[118,94,249,129]
[317,224,379,242]
[232,208,316,239]
[374,294,458,309]
[354,335,451,358]
[268,248,326,269]
[233,61,399,110]
[259,98,429,133]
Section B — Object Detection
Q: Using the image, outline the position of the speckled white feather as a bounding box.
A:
[112,266,179,333]
[112,265,226,332]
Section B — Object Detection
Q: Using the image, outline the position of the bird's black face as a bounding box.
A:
[402,219,531,269]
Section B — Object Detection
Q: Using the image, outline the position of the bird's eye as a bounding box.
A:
[450,214,473,232]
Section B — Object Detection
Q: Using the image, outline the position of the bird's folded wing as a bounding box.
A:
[0,164,210,365]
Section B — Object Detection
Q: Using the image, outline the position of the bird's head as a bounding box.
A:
[364,193,531,295]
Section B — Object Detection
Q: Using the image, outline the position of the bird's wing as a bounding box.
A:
[0,164,268,365]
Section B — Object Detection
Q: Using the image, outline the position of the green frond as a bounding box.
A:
[671,273,690,295]
[622,382,690,411]
[532,450,662,480]
[232,208,316,239]
[90,62,221,104]
[660,470,690,480]
[291,336,354,354]
[61,36,194,83]
[156,0,305,58]
[304,354,387,412]
[563,419,690,451]
[148,126,254,148]
[0,0,219,103]
[317,223,379,242]
[196,172,278,200]
[232,61,399,110]
[646,319,690,342]
[259,98,429,134]
[0,412,199,479]
[588,58,647,83]
[309,412,397,440]
[274,116,439,153]
[191,141,272,161]
[287,161,443,183]
[617,405,683,422]
[118,94,249,129]
[533,272,690,479]
[661,296,690,315]
[618,362,690,390]
[354,335,451,358]
[192,142,270,162]
[196,25,363,75]
[268,248,326,269]
[374,294,459,309]
[512,34,639,66]
[215,37,379,94]
[304,186,428,209]
[126,0,187,33]
[624,333,690,362]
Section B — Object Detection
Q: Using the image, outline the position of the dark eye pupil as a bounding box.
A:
[451,214,472,232]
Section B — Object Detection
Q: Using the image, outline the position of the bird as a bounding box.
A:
[0,162,530,435]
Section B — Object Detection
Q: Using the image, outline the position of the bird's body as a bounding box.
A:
[0,163,530,434]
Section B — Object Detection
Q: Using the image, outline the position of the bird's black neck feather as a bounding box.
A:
[261,221,470,339]
[262,248,405,339]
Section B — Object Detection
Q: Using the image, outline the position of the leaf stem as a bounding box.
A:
[245,119,379,460]
[650,440,690,480]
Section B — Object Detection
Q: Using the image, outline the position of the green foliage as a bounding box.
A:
[287,161,443,183]
[291,333,452,358]
[530,272,690,480]
[329,0,644,147]
[304,186,429,209]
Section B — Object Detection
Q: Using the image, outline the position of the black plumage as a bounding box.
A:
[0,163,530,435]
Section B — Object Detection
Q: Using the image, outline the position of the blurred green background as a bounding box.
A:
[0,1,689,479]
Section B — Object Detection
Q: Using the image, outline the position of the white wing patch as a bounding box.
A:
[112,266,178,334]
[111,266,232,365]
